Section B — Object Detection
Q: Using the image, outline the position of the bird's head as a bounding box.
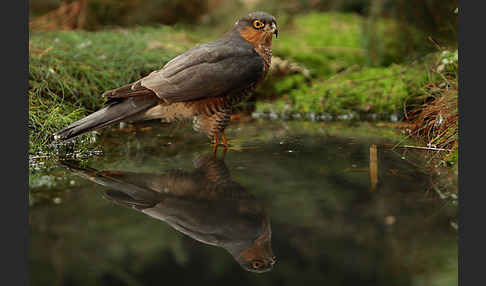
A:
[234,11,278,48]
[236,244,276,273]
[231,215,276,273]
[235,234,276,273]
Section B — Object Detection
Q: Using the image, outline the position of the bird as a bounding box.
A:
[53,11,278,149]
[59,153,276,273]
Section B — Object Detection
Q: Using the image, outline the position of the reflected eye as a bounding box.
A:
[252,19,265,29]
[251,260,263,269]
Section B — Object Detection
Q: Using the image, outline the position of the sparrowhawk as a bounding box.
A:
[53,11,278,148]
[59,154,276,273]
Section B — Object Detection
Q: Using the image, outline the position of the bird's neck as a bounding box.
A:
[255,45,272,74]
[225,26,273,74]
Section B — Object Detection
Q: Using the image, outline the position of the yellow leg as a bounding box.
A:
[221,132,229,148]
[212,133,229,156]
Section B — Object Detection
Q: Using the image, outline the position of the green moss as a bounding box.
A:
[255,12,432,118]
[256,64,430,117]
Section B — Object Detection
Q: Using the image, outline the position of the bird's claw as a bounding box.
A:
[212,133,230,159]
[212,133,230,147]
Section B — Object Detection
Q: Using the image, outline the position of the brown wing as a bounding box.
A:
[102,80,155,105]
[103,36,263,104]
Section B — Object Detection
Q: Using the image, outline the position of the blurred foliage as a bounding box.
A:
[84,0,209,28]
[253,0,457,44]
[30,0,62,16]
[270,12,428,74]
[30,0,457,42]
[29,0,211,28]
[274,12,366,75]
[363,16,430,66]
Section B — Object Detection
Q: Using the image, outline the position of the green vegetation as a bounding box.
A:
[28,3,458,284]
[256,64,430,117]
[252,12,435,120]
[408,49,458,168]
[272,12,427,75]
[29,11,457,168]
[274,13,367,76]
[252,12,458,167]
[29,26,204,153]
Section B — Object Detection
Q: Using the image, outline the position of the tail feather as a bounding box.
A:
[58,160,159,209]
[53,96,158,141]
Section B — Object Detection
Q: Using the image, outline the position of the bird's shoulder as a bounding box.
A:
[137,34,265,103]
[156,36,260,78]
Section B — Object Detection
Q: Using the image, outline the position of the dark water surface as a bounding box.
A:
[29,120,457,286]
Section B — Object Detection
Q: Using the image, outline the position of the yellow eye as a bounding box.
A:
[252,20,265,29]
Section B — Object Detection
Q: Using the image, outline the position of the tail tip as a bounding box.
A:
[52,132,63,141]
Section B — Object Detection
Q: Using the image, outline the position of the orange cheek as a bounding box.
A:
[239,240,273,263]
[239,27,265,46]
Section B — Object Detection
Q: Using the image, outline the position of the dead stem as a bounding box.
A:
[382,144,452,152]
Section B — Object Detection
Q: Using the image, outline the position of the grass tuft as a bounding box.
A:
[406,50,458,165]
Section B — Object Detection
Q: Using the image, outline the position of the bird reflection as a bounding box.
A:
[59,154,275,273]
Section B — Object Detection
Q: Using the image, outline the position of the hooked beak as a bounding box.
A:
[271,22,278,38]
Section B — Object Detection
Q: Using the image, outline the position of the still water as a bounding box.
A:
[29,120,457,286]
